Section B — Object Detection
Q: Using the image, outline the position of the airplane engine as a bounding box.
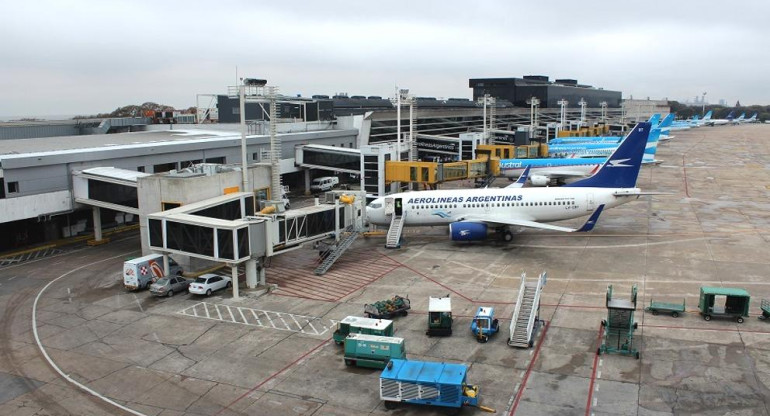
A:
[449,222,488,241]
[530,174,550,187]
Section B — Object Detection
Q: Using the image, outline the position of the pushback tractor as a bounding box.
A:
[470,307,499,343]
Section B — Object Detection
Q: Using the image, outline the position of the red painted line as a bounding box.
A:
[585,323,604,416]
[335,263,402,302]
[270,291,336,302]
[215,338,331,415]
[509,320,550,415]
[682,155,690,198]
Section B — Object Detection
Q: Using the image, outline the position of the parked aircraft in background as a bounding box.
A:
[549,114,669,145]
[366,123,653,242]
[731,113,746,125]
[746,113,759,123]
[705,111,734,126]
[547,126,661,164]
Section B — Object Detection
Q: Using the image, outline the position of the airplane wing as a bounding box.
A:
[505,165,530,188]
[455,204,605,233]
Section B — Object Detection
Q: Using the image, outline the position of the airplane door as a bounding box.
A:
[586,193,595,212]
[394,198,403,216]
[384,197,394,215]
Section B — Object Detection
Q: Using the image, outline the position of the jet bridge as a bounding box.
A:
[295,144,361,174]
[146,191,367,298]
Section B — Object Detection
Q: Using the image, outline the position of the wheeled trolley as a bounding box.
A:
[645,298,685,318]
[698,286,750,323]
[759,299,770,321]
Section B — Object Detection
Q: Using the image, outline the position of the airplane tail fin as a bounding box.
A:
[648,114,661,125]
[693,115,700,121]
[565,122,650,189]
[727,111,735,120]
[659,113,674,128]
[703,110,713,120]
[642,127,661,164]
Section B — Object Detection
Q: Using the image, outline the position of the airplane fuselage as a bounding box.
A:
[366,187,638,227]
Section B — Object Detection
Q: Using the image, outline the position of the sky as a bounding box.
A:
[1,0,769,118]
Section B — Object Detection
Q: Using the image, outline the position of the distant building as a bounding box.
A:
[468,76,622,108]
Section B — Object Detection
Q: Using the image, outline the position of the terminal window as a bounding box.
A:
[8,181,19,193]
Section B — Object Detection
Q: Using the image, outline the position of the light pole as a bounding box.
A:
[395,87,409,161]
[600,101,608,123]
[702,92,707,116]
[578,98,587,125]
[239,78,269,193]
[557,99,568,128]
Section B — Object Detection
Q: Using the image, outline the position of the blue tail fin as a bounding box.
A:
[659,113,674,128]
[726,111,734,120]
[642,127,661,164]
[648,114,661,125]
[565,122,650,188]
[703,110,713,120]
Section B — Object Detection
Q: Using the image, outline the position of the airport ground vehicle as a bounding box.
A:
[310,176,339,192]
[188,274,231,296]
[699,286,750,323]
[645,298,685,317]
[759,299,770,321]
[426,296,453,336]
[123,254,182,290]
[343,334,405,369]
[364,295,411,319]
[149,276,191,297]
[379,359,495,413]
[470,307,499,343]
[333,316,394,345]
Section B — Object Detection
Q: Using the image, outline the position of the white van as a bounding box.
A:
[310,176,339,193]
[123,254,183,291]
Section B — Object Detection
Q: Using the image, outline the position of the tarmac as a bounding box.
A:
[1,123,770,415]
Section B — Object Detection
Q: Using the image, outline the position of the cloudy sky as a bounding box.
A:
[1,0,768,117]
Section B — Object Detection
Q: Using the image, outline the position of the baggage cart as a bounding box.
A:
[645,298,685,317]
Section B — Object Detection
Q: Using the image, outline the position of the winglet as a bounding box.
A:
[575,204,605,232]
[506,165,530,188]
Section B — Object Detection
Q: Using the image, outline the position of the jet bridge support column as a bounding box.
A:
[92,207,103,242]
[231,264,239,299]
[304,169,311,195]
[245,258,257,288]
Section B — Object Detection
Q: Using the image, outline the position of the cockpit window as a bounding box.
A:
[369,203,382,209]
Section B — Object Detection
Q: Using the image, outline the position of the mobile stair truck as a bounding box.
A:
[333,316,394,345]
[508,272,546,348]
[598,284,640,359]
[379,358,495,413]
[343,334,405,369]
[426,296,453,336]
[470,307,499,343]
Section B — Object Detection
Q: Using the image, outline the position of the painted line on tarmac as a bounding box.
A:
[508,320,550,415]
[215,338,331,415]
[32,249,147,416]
[585,323,604,416]
[178,302,338,336]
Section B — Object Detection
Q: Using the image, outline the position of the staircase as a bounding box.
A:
[385,214,405,249]
[508,272,546,348]
[314,229,359,275]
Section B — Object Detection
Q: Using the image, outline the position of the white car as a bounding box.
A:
[189,274,232,296]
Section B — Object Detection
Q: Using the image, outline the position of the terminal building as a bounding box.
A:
[469,75,623,108]
[0,78,664,254]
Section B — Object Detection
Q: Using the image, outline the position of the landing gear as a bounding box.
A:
[496,228,514,242]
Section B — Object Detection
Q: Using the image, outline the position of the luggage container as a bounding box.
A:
[698,286,750,323]
[343,334,405,369]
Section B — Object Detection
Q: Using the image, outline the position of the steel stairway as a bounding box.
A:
[508,271,546,348]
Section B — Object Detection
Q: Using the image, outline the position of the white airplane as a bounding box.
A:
[704,111,734,126]
[366,122,653,242]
